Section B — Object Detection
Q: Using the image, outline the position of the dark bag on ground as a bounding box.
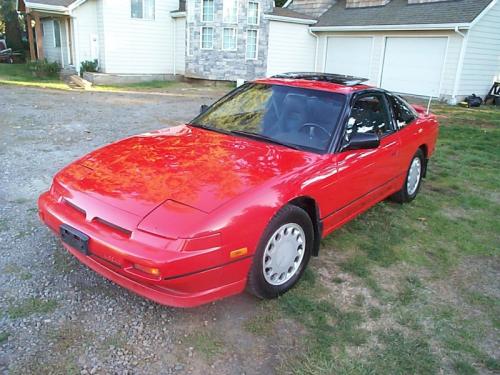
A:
[464,94,483,108]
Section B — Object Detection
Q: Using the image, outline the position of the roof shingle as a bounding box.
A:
[266,7,318,21]
[315,0,494,27]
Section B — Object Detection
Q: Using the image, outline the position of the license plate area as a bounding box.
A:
[60,224,89,255]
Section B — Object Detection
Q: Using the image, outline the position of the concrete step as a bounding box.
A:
[64,74,92,90]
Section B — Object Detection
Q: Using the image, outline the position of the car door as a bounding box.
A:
[322,92,401,233]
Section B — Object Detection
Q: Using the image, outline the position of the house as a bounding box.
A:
[300,0,500,104]
[17,0,186,80]
[17,0,500,102]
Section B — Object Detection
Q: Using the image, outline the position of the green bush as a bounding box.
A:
[26,59,61,77]
[80,59,98,77]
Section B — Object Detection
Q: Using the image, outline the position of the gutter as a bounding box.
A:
[171,11,186,18]
[25,2,69,14]
[310,23,471,32]
[264,14,317,25]
[308,28,319,72]
[24,0,87,15]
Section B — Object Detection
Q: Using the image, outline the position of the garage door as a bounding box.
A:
[381,37,447,97]
[325,37,373,79]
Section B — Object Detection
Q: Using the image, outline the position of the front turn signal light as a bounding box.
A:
[133,263,161,276]
[230,248,248,259]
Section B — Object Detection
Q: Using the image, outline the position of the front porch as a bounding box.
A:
[18,0,75,69]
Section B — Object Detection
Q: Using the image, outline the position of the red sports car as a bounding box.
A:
[38,73,439,307]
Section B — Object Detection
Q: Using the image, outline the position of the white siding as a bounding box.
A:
[59,18,69,66]
[316,30,464,99]
[266,21,316,76]
[458,1,500,97]
[41,19,62,64]
[174,17,186,75]
[96,0,106,71]
[100,0,179,74]
[72,0,99,71]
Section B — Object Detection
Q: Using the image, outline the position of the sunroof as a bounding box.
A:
[271,72,369,86]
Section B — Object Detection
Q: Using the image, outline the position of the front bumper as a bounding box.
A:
[38,191,251,307]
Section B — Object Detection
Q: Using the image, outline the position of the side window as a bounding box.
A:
[388,94,417,129]
[345,95,392,141]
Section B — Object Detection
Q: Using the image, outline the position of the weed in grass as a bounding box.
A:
[332,276,344,284]
[47,323,89,352]
[397,275,423,305]
[453,360,478,375]
[15,230,31,239]
[8,298,58,319]
[185,331,225,362]
[368,330,438,375]
[4,263,32,280]
[277,269,368,372]
[367,306,382,320]
[484,357,500,371]
[0,218,7,232]
[354,294,365,307]
[244,307,278,337]
[339,255,370,278]
[0,331,10,344]
[53,248,76,274]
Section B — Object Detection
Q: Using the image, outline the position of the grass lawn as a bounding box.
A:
[0,63,232,93]
[244,103,500,374]
[0,63,69,90]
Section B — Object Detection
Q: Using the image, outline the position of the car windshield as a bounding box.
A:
[190,83,346,152]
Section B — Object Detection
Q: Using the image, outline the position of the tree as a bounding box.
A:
[0,0,24,51]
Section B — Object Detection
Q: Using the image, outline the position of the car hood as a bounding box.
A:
[55,125,317,217]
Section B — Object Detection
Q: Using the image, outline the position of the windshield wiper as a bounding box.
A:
[188,123,231,135]
[230,130,302,151]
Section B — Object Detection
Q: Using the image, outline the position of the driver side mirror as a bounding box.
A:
[200,104,209,114]
[343,132,380,151]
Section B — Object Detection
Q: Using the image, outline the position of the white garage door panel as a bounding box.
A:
[325,37,373,79]
[381,37,447,96]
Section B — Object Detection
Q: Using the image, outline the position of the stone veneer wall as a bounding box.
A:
[185,0,273,81]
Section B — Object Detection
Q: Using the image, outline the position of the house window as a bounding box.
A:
[246,29,258,59]
[223,0,238,23]
[247,1,259,25]
[201,27,214,49]
[222,28,236,50]
[202,0,214,22]
[131,0,155,20]
[53,20,61,47]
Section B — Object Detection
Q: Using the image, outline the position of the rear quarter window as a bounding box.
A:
[388,94,418,129]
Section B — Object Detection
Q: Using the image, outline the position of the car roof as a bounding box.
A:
[254,73,373,95]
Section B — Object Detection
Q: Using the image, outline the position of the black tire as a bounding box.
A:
[247,205,314,299]
[391,148,425,203]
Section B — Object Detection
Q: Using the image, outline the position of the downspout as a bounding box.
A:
[451,25,468,104]
[308,27,319,72]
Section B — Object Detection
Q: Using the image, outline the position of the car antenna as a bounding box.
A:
[426,96,433,115]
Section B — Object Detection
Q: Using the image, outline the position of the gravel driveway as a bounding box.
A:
[0,85,277,374]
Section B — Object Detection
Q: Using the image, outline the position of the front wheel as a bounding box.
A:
[247,205,313,299]
[391,149,425,203]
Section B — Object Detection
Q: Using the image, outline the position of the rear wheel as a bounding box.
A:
[247,205,313,299]
[391,149,425,203]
